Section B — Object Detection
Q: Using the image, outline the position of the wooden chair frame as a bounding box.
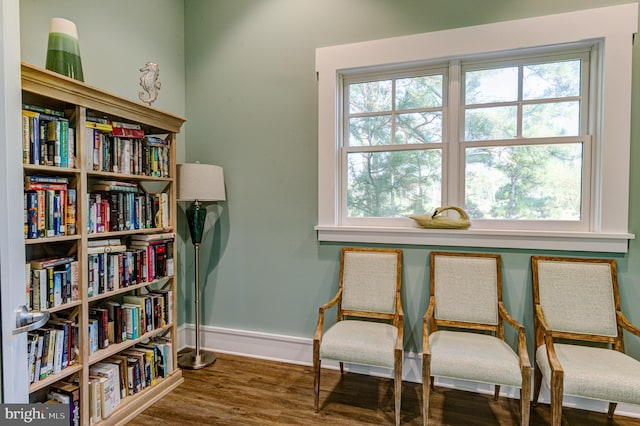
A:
[422,252,531,425]
[531,256,640,426]
[313,247,404,425]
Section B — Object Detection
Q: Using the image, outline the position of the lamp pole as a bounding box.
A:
[179,199,216,369]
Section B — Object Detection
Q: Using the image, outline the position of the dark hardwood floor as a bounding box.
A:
[130,353,640,425]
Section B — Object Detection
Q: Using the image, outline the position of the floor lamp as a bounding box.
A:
[176,162,226,369]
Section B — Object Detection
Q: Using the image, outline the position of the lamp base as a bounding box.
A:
[178,349,216,370]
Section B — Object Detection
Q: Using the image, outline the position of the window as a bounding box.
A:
[343,70,445,223]
[316,4,636,252]
[461,52,590,228]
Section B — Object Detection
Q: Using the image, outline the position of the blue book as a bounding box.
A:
[89,319,98,355]
[27,191,38,239]
[53,271,63,306]
[53,193,61,236]
[31,116,40,165]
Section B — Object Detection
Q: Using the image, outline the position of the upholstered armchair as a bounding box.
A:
[423,252,531,425]
[531,256,640,426]
[313,247,404,425]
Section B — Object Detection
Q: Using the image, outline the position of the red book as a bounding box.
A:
[111,127,144,139]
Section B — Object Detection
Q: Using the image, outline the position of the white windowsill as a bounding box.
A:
[315,225,634,253]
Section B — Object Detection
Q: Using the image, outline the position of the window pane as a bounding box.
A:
[396,75,443,109]
[349,80,392,113]
[349,116,392,146]
[523,101,579,137]
[465,143,582,220]
[347,150,442,217]
[396,112,442,144]
[465,67,518,104]
[465,106,517,141]
[523,60,581,100]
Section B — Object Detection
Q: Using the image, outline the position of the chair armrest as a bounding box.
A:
[393,295,405,351]
[395,318,404,352]
[498,302,531,369]
[313,288,342,342]
[422,297,435,356]
[617,311,640,337]
[535,304,563,374]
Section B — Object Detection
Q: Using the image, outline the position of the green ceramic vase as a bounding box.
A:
[45,18,84,82]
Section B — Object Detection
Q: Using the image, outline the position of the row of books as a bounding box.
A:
[44,381,80,426]
[89,290,173,354]
[22,105,75,169]
[24,175,77,239]
[87,189,169,234]
[27,318,78,385]
[25,257,79,311]
[87,234,175,297]
[86,122,171,177]
[88,337,174,423]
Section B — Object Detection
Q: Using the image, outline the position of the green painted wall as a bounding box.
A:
[183,0,640,358]
[18,0,640,359]
[19,0,186,161]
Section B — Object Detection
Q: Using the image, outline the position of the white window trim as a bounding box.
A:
[315,3,637,253]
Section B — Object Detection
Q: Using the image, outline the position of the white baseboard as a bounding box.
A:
[178,324,640,419]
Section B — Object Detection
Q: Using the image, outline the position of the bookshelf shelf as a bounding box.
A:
[21,62,185,425]
[23,164,80,175]
[87,276,171,303]
[29,363,83,393]
[25,234,82,245]
[87,170,172,182]
[44,299,82,314]
[88,323,174,365]
[86,228,169,239]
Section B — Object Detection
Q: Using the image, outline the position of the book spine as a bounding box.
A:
[46,190,55,237]
[68,126,75,169]
[53,193,61,236]
[86,127,94,170]
[22,112,30,164]
[27,191,38,239]
[25,263,32,310]
[30,115,41,165]
[66,188,77,235]
[61,119,69,168]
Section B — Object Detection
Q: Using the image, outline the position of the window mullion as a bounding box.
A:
[517,65,523,138]
[447,60,461,207]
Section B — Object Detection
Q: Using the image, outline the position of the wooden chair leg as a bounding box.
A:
[494,385,501,401]
[313,359,321,412]
[533,365,542,406]
[520,368,531,426]
[422,354,431,425]
[608,402,617,419]
[339,361,344,376]
[430,376,434,391]
[550,372,564,426]
[313,338,321,412]
[394,351,402,426]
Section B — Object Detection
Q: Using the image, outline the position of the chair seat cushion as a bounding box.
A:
[319,320,398,368]
[536,343,640,405]
[429,330,522,387]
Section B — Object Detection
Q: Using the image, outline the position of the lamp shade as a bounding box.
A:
[177,163,226,202]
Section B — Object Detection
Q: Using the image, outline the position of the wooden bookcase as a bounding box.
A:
[21,62,185,425]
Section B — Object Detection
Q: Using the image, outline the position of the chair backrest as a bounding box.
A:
[532,256,619,339]
[340,247,402,317]
[430,252,500,328]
